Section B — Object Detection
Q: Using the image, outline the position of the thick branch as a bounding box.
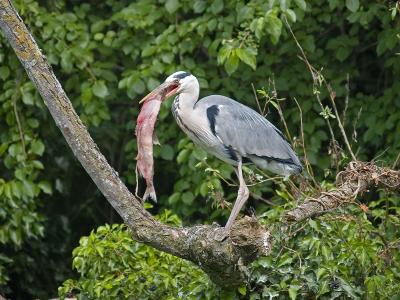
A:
[285,161,400,223]
[0,0,271,287]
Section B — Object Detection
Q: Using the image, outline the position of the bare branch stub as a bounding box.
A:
[285,161,400,223]
[0,0,272,287]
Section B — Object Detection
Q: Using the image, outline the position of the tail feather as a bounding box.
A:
[143,185,157,203]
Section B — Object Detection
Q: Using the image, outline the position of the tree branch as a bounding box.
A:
[0,0,271,287]
[285,161,400,223]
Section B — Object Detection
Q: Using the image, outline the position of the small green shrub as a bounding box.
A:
[60,195,400,299]
[58,209,220,300]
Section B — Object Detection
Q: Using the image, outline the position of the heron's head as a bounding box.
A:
[163,71,199,98]
[139,71,198,104]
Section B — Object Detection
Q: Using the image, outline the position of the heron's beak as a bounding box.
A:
[165,83,180,98]
[139,80,180,104]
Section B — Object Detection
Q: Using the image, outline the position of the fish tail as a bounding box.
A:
[143,185,157,203]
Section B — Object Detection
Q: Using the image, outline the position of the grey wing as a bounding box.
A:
[200,95,302,171]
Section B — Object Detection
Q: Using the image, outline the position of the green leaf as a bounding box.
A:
[199,182,209,197]
[391,6,397,20]
[31,140,45,156]
[266,14,282,44]
[165,0,180,14]
[92,81,109,98]
[81,87,93,104]
[345,0,359,12]
[294,0,306,10]
[238,286,247,295]
[0,66,10,81]
[32,160,44,170]
[316,267,327,280]
[217,46,231,65]
[224,53,239,75]
[278,253,294,267]
[193,0,206,13]
[27,118,39,128]
[288,285,300,300]
[132,79,145,94]
[192,147,207,160]
[10,230,21,246]
[0,143,7,156]
[93,33,104,41]
[147,78,160,90]
[38,181,52,195]
[10,181,22,199]
[95,245,104,258]
[23,180,36,198]
[285,9,297,22]
[141,46,156,58]
[4,182,12,199]
[182,192,194,205]
[8,143,22,157]
[168,192,181,205]
[161,53,174,64]
[255,17,265,40]
[21,92,35,105]
[338,277,359,298]
[235,48,257,70]
[160,144,174,161]
[211,0,224,14]
[308,219,319,231]
[336,47,350,61]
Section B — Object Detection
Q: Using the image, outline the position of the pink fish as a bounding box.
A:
[135,81,179,202]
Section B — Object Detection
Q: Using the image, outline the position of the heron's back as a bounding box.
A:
[194,95,302,176]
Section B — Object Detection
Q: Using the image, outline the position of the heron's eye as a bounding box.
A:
[173,72,191,79]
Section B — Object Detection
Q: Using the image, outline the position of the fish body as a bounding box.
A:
[135,80,179,203]
[135,95,163,202]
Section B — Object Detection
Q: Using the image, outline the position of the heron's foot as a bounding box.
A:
[135,194,146,205]
[214,227,229,242]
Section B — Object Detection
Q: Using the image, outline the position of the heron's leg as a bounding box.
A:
[225,159,249,230]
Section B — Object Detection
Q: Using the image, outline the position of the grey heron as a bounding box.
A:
[156,71,302,230]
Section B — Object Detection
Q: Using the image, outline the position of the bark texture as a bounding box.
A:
[0,0,271,287]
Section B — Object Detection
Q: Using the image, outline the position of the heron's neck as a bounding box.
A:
[175,88,200,112]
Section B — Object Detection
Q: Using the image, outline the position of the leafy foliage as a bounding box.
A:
[60,199,400,299]
[0,0,399,298]
[250,195,400,299]
[59,209,219,300]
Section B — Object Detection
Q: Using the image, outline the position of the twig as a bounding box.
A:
[325,83,357,161]
[13,73,27,158]
[251,83,263,115]
[271,78,292,143]
[285,19,337,146]
[352,107,362,143]
[372,147,390,162]
[293,97,315,180]
[286,17,357,162]
[251,193,276,206]
[392,151,400,169]
[342,73,350,127]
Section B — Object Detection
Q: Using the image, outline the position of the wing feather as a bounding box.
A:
[200,95,300,167]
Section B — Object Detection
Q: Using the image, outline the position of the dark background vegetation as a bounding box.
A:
[0,0,399,298]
